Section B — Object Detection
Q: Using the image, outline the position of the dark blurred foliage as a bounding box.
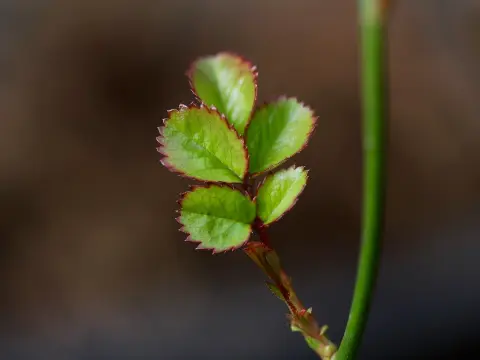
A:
[0,0,479,359]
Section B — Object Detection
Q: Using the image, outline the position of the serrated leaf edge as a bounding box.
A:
[176,184,254,254]
[245,96,318,177]
[157,103,249,182]
[186,52,259,134]
[254,165,309,226]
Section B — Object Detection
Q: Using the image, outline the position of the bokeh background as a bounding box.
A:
[1,0,480,359]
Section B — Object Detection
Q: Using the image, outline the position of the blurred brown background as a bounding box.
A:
[1,0,479,359]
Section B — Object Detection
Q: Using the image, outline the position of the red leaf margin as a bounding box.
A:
[253,165,309,227]
[186,52,259,134]
[244,96,318,177]
[156,103,249,183]
[176,183,255,254]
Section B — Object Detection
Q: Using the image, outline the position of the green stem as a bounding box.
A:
[334,1,388,359]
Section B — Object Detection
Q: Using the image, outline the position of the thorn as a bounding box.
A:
[320,325,329,335]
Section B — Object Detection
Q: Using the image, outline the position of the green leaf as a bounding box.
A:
[179,185,256,252]
[256,166,308,225]
[188,53,257,135]
[158,104,247,183]
[246,98,316,175]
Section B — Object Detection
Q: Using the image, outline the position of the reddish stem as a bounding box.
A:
[242,176,336,358]
[254,219,271,247]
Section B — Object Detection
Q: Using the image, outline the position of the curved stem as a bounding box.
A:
[334,1,389,359]
[244,236,337,360]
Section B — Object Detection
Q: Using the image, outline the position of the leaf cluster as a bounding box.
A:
[157,53,316,252]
